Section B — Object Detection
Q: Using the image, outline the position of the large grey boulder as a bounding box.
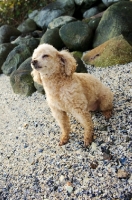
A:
[0,43,16,73]
[83,7,100,18]
[59,21,93,51]
[48,16,76,29]
[102,0,129,7]
[88,17,101,31]
[74,0,99,12]
[83,3,106,18]
[17,18,37,33]
[40,28,64,50]
[11,36,39,48]
[2,36,39,76]
[93,1,132,47]
[10,57,36,96]
[0,25,21,44]
[2,45,32,76]
[29,0,75,29]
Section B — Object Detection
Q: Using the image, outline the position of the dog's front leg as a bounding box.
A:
[50,106,70,146]
[72,108,94,147]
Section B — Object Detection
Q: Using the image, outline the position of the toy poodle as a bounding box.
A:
[31,44,113,147]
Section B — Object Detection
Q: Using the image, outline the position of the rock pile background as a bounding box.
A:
[0,0,132,96]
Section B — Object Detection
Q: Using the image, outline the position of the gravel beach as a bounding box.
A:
[0,63,132,200]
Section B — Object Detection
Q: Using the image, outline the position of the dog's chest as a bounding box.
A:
[46,88,66,111]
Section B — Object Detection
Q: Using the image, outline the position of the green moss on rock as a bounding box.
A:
[10,57,36,96]
[83,35,132,67]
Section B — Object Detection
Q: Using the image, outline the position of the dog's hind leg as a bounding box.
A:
[50,106,70,146]
[99,91,113,119]
[72,108,94,147]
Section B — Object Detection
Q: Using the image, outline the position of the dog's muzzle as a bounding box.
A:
[31,60,41,69]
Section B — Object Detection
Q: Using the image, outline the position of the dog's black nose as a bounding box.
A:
[32,60,38,66]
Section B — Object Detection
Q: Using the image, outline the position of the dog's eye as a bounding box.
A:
[42,54,49,58]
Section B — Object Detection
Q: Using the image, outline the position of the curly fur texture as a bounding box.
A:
[31,44,113,147]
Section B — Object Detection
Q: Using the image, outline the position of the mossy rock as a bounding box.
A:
[12,36,39,50]
[29,0,75,29]
[40,27,64,50]
[34,82,45,94]
[17,18,37,33]
[0,25,21,44]
[72,51,87,73]
[72,51,83,59]
[82,35,132,67]
[88,17,101,31]
[10,57,36,96]
[59,21,93,51]
[0,43,16,73]
[2,45,32,76]
[48,16,76,29]
[93,1,132,47]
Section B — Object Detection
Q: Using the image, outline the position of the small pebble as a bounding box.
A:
[117,169,129,179]
[90,161,98,169]
[120,157,127,165]
[65,182,73,194]
[24,123,29,128]
[59,175,65,182]
[91,142,97,151]
[103,152,112,161]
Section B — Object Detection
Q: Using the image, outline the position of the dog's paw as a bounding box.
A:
[103,110,112,119]
[84,135,93,147]
[59,136,70,146]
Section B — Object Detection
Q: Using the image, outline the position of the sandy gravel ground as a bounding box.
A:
[0,63,132,200]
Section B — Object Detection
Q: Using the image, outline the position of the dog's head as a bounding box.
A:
[31,44,77,77]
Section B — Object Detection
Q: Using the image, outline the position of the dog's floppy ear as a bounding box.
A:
[31,69,43,85]
[58,50,77,76]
